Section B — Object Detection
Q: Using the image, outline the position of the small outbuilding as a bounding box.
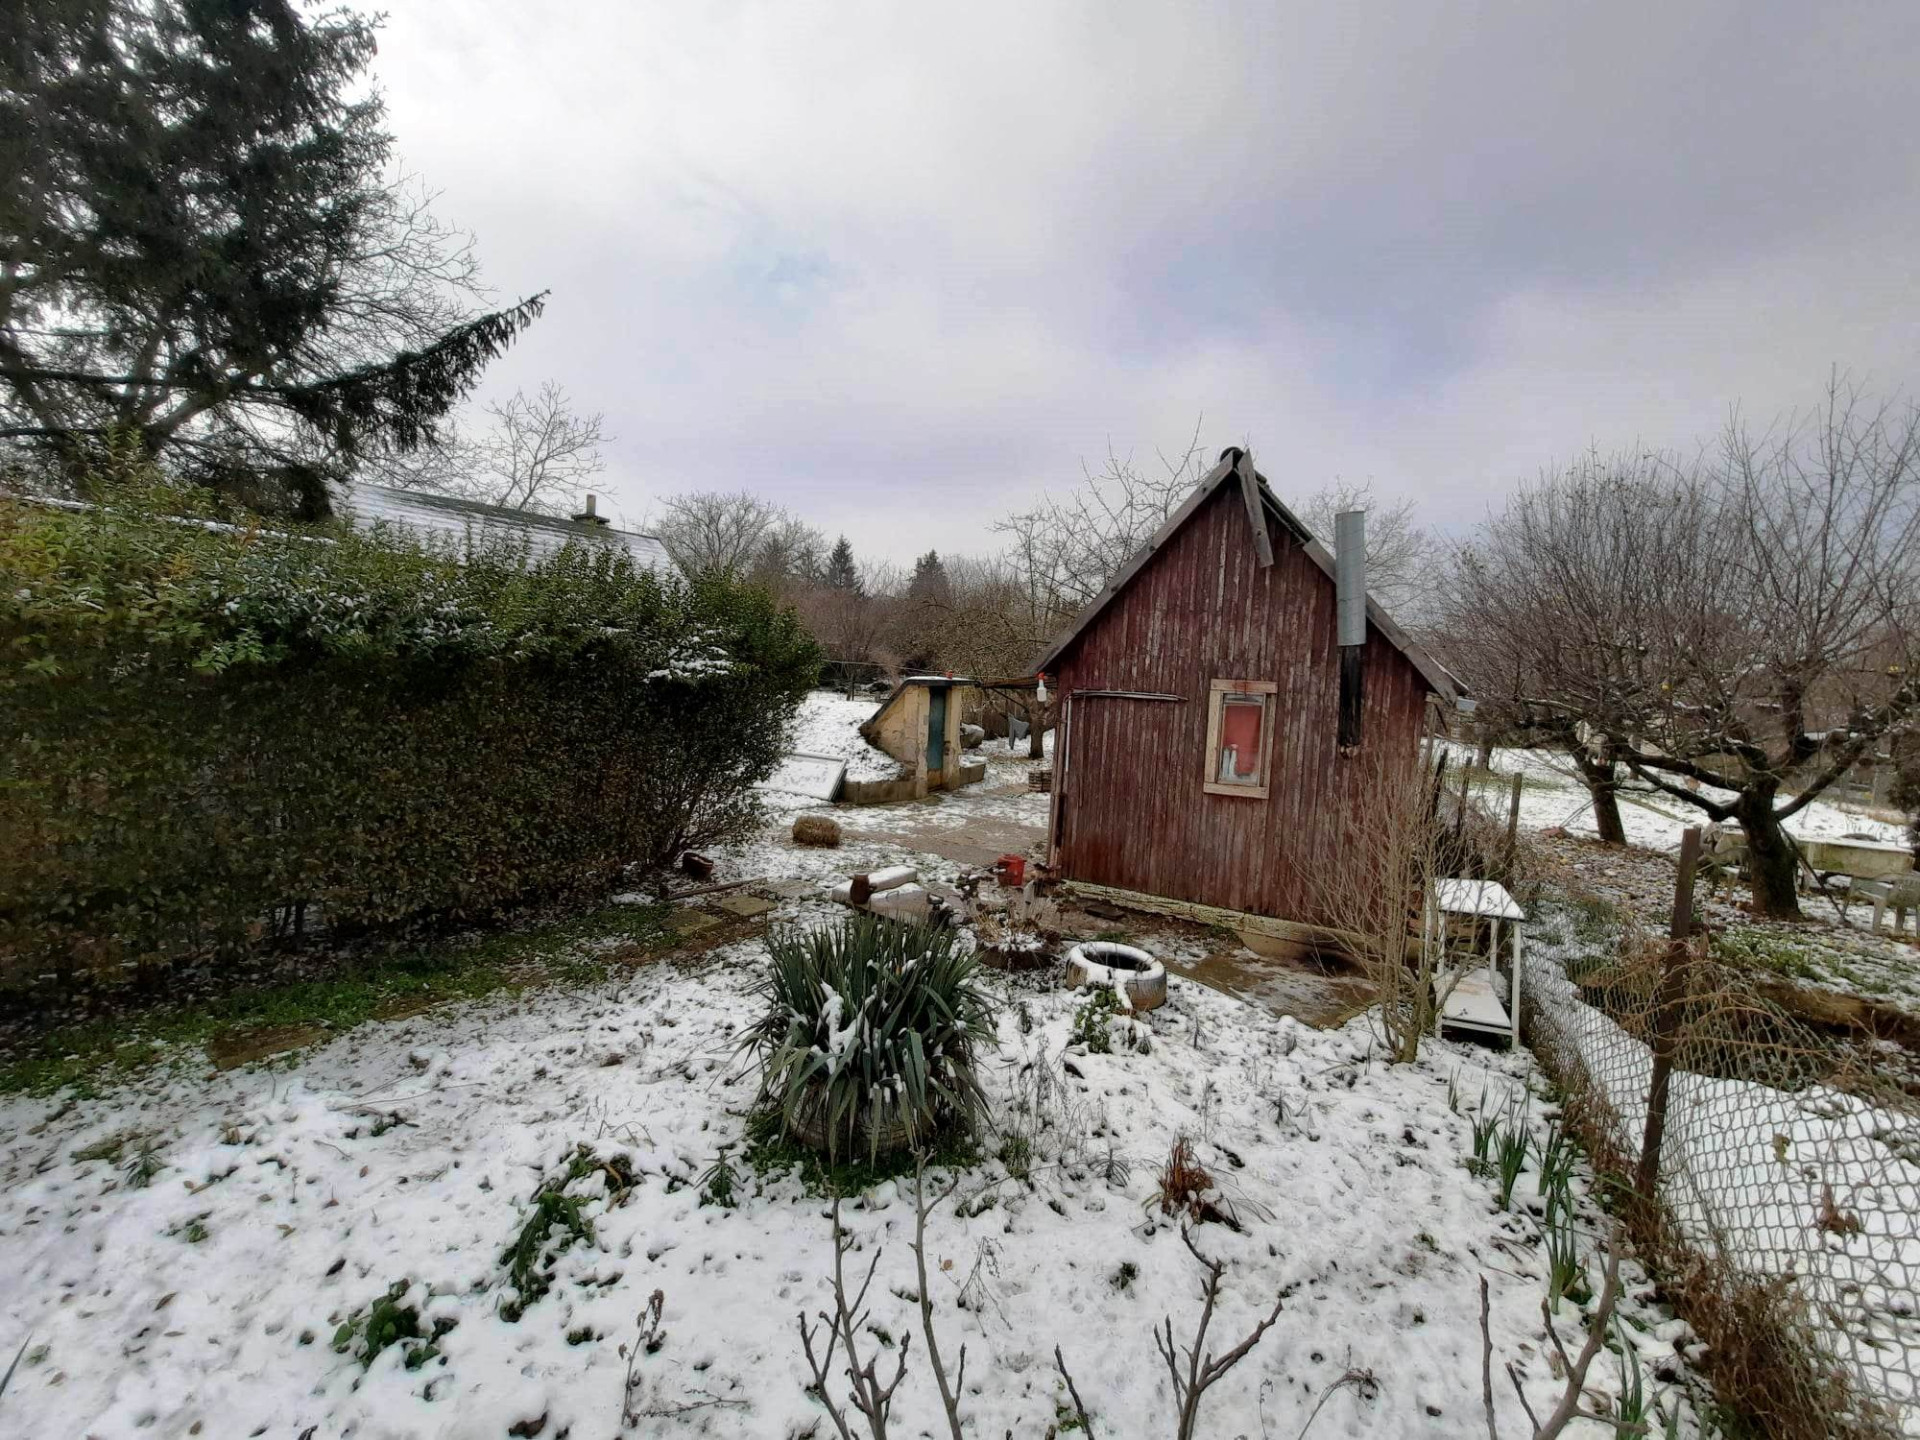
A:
[1036,448,1462,949]
[856,676,985,801]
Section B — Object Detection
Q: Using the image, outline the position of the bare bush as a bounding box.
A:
[1152,1226,1286,1440]
[797,1198,913,1440]
[1296,754,1455,1063]
[1478,1233,1625,1438]
[1052,1224,1284,1440]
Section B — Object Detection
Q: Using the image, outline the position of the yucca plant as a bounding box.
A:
[739,917,995,1161]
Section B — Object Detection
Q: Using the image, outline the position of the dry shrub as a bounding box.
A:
[791,815,842,848]
[1154,1134,1213,1221]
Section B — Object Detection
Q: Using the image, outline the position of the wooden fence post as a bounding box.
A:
[1635,826,1701,1202]
[1504,771,1524,871]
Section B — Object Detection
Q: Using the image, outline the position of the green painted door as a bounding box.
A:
[927,687,947,771]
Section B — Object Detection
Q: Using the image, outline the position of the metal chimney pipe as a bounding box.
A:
[1334,509,1366,648]
[1335,509,1366,749]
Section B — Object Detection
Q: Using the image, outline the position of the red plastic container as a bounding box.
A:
[994,854,1026,887]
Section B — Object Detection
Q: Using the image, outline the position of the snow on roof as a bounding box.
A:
[338,482,673,573]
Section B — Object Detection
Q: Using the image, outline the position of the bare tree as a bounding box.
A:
[1449,379,1920,917]
[1293,479,1438,620]
[1434,571,1633,846]
[464,382,607,512]
[655,490,783,578]
[361,380,608,515]
[994,418,1210,614]
[923,553,1057,755]
[748,514,829,602]
[797,560,901,679]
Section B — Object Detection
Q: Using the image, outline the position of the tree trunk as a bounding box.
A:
[1570,748,1627,845]
[1474,731,1493,770]
[1027,710,1046,759]
[1735,789,1802,920]
[1589,771,1626,846]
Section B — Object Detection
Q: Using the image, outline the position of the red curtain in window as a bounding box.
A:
[1221,699,1263,777]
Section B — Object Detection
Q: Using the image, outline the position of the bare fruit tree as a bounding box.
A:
[1448,378,1920,918]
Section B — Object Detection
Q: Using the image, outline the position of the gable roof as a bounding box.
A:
[338,482,673,573]
[1034,449,1462,701]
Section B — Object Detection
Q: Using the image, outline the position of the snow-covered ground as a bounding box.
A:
[0,713,1713,1439]
[782,689,903,782]
[0,943,1698,1439]
[1458,742,1908,855]
[1457,743,1920,1014]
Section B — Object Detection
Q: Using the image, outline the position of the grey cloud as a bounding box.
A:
[362,0,1920,558]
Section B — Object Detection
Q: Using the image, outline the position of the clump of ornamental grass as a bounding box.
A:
[738,917,994,1161]
[1469,1109,1500,1176]
[1543,1203,1586,1314]
[1494,1123,1530,1210]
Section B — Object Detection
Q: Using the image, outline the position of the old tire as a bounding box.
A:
[1063,942,1167,1012]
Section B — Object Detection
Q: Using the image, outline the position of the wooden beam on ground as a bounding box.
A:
[1062,880,1355,950]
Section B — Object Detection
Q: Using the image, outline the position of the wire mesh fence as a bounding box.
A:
[1526,895,1920,1439]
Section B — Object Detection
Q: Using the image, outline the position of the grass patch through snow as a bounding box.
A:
[0,902,675,1097]
[741,1106,980,1196]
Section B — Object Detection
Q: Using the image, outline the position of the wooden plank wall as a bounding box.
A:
[1052,483,1428,925]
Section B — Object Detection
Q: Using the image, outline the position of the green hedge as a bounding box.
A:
[0,480,819,989]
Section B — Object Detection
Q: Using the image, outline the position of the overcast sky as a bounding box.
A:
[366,2,1920,561]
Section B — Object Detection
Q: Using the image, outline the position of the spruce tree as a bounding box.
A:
[0,0,543,516]
[824,536,861,593]
[906,549,951,606]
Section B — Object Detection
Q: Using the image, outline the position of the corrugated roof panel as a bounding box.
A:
[338,482,673,573]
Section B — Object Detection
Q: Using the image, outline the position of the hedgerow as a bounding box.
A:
[0,473,819,990]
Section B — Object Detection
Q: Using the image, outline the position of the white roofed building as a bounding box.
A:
[337,482,673,574]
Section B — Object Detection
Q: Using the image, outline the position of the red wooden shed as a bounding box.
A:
[1036,448,1461,947]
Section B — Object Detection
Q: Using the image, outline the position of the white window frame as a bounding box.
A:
[1203,679,1278,798]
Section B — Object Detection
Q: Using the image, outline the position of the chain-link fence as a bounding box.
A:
[1525,896,1920,1439]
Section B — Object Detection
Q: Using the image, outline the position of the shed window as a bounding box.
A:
[1203,680,1278,798]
